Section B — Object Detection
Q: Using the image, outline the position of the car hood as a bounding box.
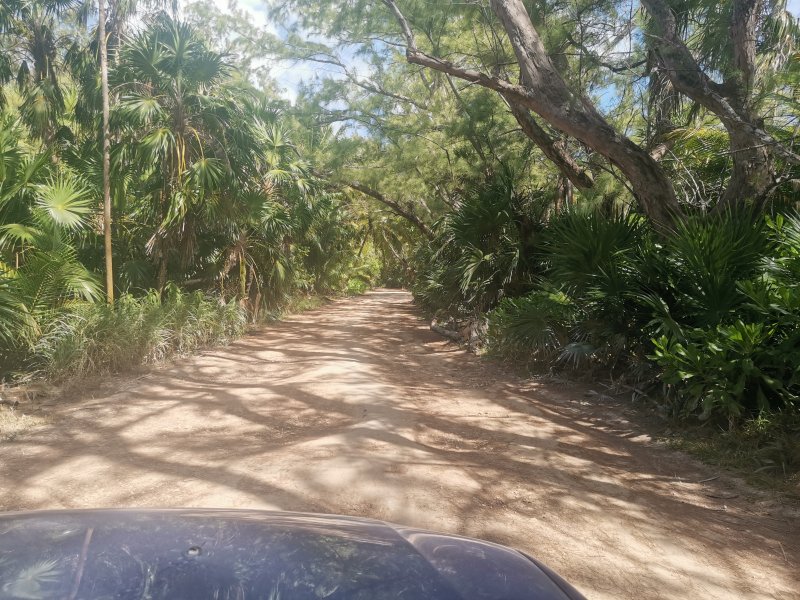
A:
[0,509,584,600]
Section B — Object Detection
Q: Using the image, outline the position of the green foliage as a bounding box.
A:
[648,214,800,424]
[0,12,389,384]
[0,131,102,357]
[0,269,24,344]
[486,209,654,373]
[22,286,247,382]
[483,210,800,431]
[657,213,772,327]
[542,210,647,297]
[652,321,797,423]
[412,174,547,316]
[486,289,576,364]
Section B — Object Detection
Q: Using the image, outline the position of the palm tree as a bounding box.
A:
[0,0,78,143]
[112,14,238,289]
[112,16,317,297]
[0,120,101,349]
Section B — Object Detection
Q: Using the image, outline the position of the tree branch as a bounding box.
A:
[641,0,800,166]
[386,0,595,190]
[381,0,680,228]
[504,100,594,188]
[564,32,647,75]
[293,50,429,110]
[346,181,434,239]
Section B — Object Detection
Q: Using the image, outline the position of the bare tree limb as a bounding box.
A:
[564,32,647,75]
[291,50,430,110]
[381,0,681,228]
[346,181,434,239]
[504,99,594,189]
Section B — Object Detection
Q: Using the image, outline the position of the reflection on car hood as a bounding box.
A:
[0,509,585,600]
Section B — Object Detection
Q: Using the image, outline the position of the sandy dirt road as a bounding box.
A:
[1,290,798,599]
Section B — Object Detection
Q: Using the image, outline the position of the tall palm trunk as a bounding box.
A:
[99,0,114,304]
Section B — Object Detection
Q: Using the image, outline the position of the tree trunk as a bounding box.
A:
[488,0,680,228]
[729,0,761,107]
[719,0,773,209]
[505,101,593,189]
[239,254,247,299]
[99,0,114,304]
[157,255,168,294]
[640,0,795,209]
[719,127,774,209]
[554,176,573,212]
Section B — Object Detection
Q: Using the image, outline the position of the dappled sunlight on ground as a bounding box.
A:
[1,290,798,599]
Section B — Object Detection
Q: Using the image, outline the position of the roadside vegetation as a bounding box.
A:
[0,3,400,384]
[265,0,800,484]
[415,196,800,483]
[2,0,799,484]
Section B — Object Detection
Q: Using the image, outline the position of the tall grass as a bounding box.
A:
[15,286,247,382]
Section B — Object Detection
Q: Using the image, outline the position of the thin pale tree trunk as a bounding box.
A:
[99,0,114,303]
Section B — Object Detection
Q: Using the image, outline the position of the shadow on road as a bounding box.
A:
[1,290,797,600]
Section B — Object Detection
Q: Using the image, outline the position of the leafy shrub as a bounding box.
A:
[486,288,576,365]
[650,214,800,425]
[487,209,655,373]
[542,209,655,370]
[652,321,797,424]
[542,210,647,297]
[19,286,247,382]
[654,212,771,327]
[485,210,800,428]
[412,174,547,317]
[345,278,370,296]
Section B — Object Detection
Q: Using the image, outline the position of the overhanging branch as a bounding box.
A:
[346,181,434,239]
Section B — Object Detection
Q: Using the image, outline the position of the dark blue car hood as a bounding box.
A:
[0,509,584,600]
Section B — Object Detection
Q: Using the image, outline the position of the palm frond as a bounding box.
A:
[33,173,93,231]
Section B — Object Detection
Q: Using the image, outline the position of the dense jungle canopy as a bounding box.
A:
[1,0,799,453]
